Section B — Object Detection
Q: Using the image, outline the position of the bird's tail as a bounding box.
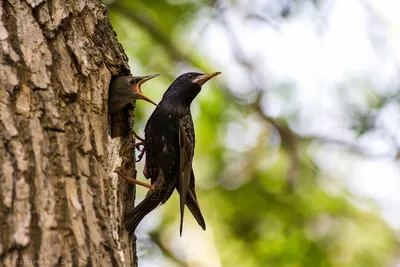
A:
[176,170,206,234]
[124,194,161,234]
[176,186,206,232]
[186,189,206,231]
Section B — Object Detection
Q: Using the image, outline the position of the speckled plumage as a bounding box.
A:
[124,72,220,235]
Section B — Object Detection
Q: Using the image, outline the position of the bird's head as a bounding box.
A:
[108,74,159,113]
[162,72,221,107]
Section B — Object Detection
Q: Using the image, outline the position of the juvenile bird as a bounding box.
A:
[108,74,159,153]
[123,72,221,236]
[108,74,159,113]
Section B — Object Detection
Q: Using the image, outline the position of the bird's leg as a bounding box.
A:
[132,130,146,161]
[119,172,155,190]
[132,130,145,142]
[115,159,155,190]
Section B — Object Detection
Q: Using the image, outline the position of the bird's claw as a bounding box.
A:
[134,141,146,162]
[136,148,146,162]
[116,158,129,175]
[135,141,144,151]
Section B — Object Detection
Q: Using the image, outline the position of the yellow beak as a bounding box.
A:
[193,72,221,86]
[133,74,160,106]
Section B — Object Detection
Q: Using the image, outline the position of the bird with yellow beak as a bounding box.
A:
[108,74,159,113]
[108,74,159,140]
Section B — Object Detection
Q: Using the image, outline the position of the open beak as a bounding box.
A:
[193,72,221,86]
[133,74,160,106]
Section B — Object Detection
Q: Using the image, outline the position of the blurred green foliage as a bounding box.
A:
[105,0,400,266]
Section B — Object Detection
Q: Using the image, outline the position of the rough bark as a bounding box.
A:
[0,0,138,266]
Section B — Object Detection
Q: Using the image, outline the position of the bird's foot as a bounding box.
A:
[132,130,145,142]
[135,141,144,151]
[131,131,146,161]
[136,147,146,162]
[115,160,155,190]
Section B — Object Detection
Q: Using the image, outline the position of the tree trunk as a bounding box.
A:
[0,0,138,266]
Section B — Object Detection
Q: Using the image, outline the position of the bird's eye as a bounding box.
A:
[129,79,135,85]
[188,74,193,78]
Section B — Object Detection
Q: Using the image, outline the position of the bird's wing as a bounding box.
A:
[178,116,194,236]
[144,110,163,185]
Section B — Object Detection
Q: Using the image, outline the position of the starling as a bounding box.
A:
[124,71,221,236]
[108,74,159,113]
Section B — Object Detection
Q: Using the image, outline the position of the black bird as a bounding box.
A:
[124,71,221,236]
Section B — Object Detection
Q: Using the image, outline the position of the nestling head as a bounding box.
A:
[108,74,159,113]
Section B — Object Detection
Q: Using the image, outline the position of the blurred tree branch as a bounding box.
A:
[109,2,192,64]
[148,232,189,267]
